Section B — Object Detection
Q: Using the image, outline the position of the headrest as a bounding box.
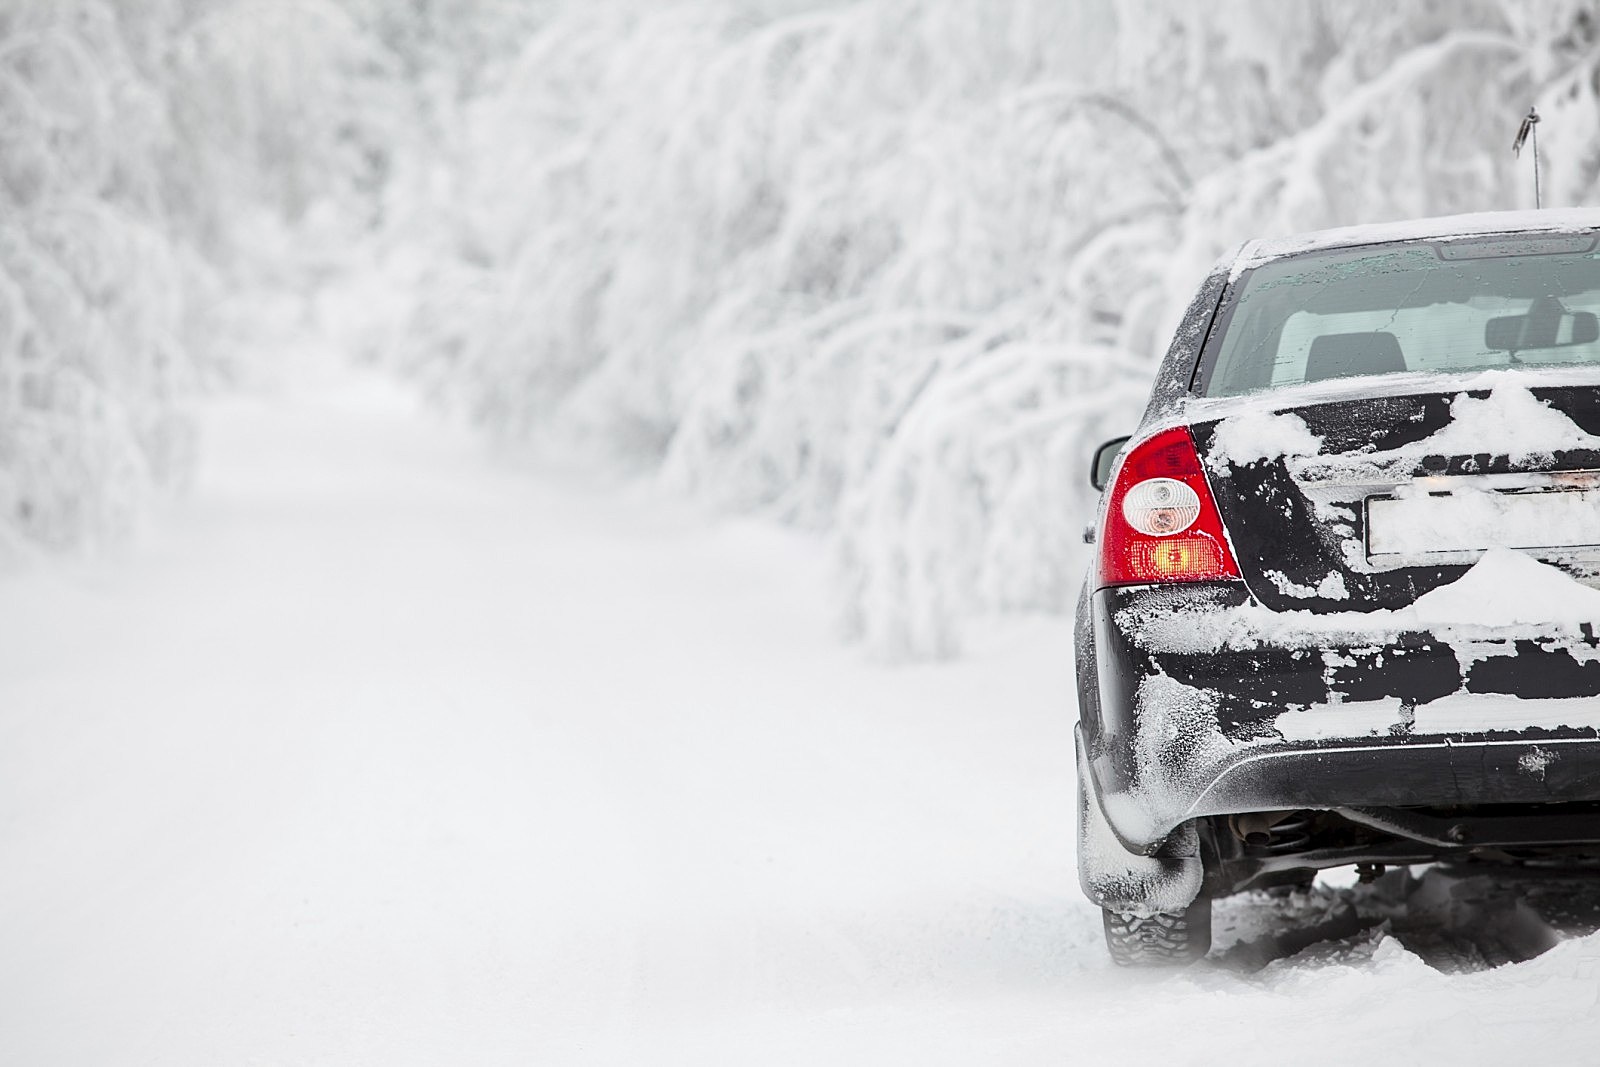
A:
[1304,331,1406,383]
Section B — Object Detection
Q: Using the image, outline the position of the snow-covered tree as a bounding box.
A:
[0,0,199,554]
[0,0,422,554]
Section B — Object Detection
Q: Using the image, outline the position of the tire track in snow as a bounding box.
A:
[1214,865,1600,975]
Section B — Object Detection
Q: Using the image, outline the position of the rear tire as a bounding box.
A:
[1103,897,1212,967]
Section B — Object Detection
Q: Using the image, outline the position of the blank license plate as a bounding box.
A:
[1367,487,1600,556]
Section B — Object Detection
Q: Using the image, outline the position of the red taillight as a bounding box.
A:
[1097,426,1241,587]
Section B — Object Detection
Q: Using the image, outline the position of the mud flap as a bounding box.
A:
[1076,727,1203,915]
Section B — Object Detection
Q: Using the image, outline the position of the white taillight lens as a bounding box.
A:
[1121,478,1201,536]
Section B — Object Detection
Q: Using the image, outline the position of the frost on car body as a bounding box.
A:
[1075,209,1600,965]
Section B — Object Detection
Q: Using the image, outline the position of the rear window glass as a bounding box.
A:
[1198,234,1600,397]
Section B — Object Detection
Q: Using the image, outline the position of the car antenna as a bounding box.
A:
[1512,105,1542,208]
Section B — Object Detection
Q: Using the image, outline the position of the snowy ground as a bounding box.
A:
[4,368,1600,1065]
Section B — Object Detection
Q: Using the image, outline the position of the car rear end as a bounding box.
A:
[1076,212,1600,961]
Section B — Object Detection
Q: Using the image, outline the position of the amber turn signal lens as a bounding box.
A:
[1125,536,1225,582]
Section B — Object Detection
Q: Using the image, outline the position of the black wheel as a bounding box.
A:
[1102,897,1212,967]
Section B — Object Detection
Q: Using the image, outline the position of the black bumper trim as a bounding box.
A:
[1092,732,1600,847]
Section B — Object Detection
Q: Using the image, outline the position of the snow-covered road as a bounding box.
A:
[3,373,1599,1064]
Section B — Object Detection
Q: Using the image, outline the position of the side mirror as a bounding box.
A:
[1090,435,1131,491]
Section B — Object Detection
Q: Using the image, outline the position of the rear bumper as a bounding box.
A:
[1081,582,1600,848]
[1090,730,1600,849]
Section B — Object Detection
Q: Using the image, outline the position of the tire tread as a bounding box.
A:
[1103,898,1212,967]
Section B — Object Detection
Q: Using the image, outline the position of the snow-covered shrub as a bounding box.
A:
[383,0,1600,657]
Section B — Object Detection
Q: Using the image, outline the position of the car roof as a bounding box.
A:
[1230,207,1600,276]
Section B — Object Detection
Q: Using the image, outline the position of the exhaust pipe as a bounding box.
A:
[1229,810,1299,848]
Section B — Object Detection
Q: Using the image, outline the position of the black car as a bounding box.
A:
[1075,209,1600,965]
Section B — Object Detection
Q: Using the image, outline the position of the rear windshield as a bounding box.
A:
[1197,233,1600,397]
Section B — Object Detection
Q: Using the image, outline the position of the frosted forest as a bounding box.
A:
[8,0,1600,657]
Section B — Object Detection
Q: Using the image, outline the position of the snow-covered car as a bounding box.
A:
[1076,208,1600,965]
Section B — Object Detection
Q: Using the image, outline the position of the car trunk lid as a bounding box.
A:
[1188,377,1600,612]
